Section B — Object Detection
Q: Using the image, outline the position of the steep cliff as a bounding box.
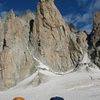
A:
[89,11,100,67]
[0,0,95,90]
[0,10,37,90]
[31,0,88,72]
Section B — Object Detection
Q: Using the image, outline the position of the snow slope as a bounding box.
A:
[0,53,100,100]
[0,68,100,100]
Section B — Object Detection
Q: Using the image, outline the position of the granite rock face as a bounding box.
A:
[0,10,37,90]
[89,11,100,67]
[0,0,94,90]
[31,0,88,72]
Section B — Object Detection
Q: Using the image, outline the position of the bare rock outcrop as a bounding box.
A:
[0,0,89,90]
[19,10,35,44]
[89,11,100,67]
[0,10,37,90]
[31,0,88,72]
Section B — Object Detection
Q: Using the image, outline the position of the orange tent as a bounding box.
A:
[13,97,25,100]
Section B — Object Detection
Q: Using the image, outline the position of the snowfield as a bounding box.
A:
[0,68,100,100]
[0,53,100,100]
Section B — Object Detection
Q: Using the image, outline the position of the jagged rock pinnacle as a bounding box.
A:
[89,11,100,67]
[7,9,15,19]
[39,0,54,2]
[31,0,88,72]
[0,0,97,91]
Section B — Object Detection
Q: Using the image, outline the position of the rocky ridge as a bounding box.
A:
[0,10,37,90]
[0,0,99,90]
[89,11,100,68]
[31,0,88,71]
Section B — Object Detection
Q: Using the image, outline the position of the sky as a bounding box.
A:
[0,0,100,33]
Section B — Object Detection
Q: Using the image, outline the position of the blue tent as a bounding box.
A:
[50,96,64,100]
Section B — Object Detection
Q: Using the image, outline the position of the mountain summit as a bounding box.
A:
[0,0,99,90]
